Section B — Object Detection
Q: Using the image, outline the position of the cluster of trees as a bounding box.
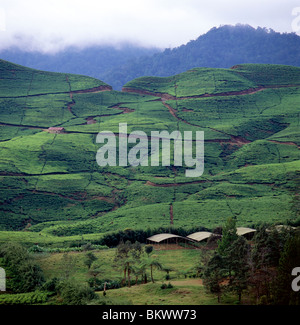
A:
[0,243,98,305]
[0,242,45,293]
[201,218,300,304]
[113,241,164,287]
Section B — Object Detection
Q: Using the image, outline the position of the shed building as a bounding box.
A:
[47,127,65,134]
[187,231,214,242]
[147,233,196,247]
[236,227,256,239]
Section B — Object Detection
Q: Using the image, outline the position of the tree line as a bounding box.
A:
[201,217,300,304]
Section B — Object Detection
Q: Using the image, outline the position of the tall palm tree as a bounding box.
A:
[141,254,163,283]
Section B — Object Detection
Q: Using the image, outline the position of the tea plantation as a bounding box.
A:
[0,60,299,247]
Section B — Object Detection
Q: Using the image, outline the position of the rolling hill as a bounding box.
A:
[0,59,299,247]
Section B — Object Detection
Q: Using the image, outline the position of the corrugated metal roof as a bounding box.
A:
[187,231,213,242]
[147,233,183,243]
[236,227,256,236]
[147,228,258,245]
[274,225,296,231]
[147,233,199,243]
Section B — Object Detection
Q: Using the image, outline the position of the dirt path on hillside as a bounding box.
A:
[268,139,300,149]
[67,99,77,117]
[0,122,48,130]
[70,85,112,95]
[122,86,265,100]
[146,180,209,187]
[170,203,174,225]
[109,104,135,114]
[171,279,203,286]
[122,84,299,101]
[0,84,112,99]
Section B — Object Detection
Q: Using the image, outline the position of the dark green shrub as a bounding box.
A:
[58,279,97,305]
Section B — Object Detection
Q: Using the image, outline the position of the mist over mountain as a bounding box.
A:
[0,44,161,89]
[1,24,300,90]
[106,24,300,89]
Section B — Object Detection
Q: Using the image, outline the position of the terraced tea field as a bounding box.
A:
[0,60,299,247]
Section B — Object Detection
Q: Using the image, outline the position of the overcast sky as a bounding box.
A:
[0,0,299,53]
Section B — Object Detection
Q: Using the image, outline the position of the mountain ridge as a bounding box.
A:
[1,24,300,90]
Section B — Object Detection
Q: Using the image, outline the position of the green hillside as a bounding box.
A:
[0,60,299,246]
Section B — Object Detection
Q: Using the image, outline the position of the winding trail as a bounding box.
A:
[109,104,135,114]
[122,84,300,148]
[122,84,299,101]
[0,122,47,130]
[268,139,300,149]
[146,180,209,187]
[0,85,112,99]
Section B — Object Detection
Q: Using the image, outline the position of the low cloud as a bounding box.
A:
[0,0,299,53]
